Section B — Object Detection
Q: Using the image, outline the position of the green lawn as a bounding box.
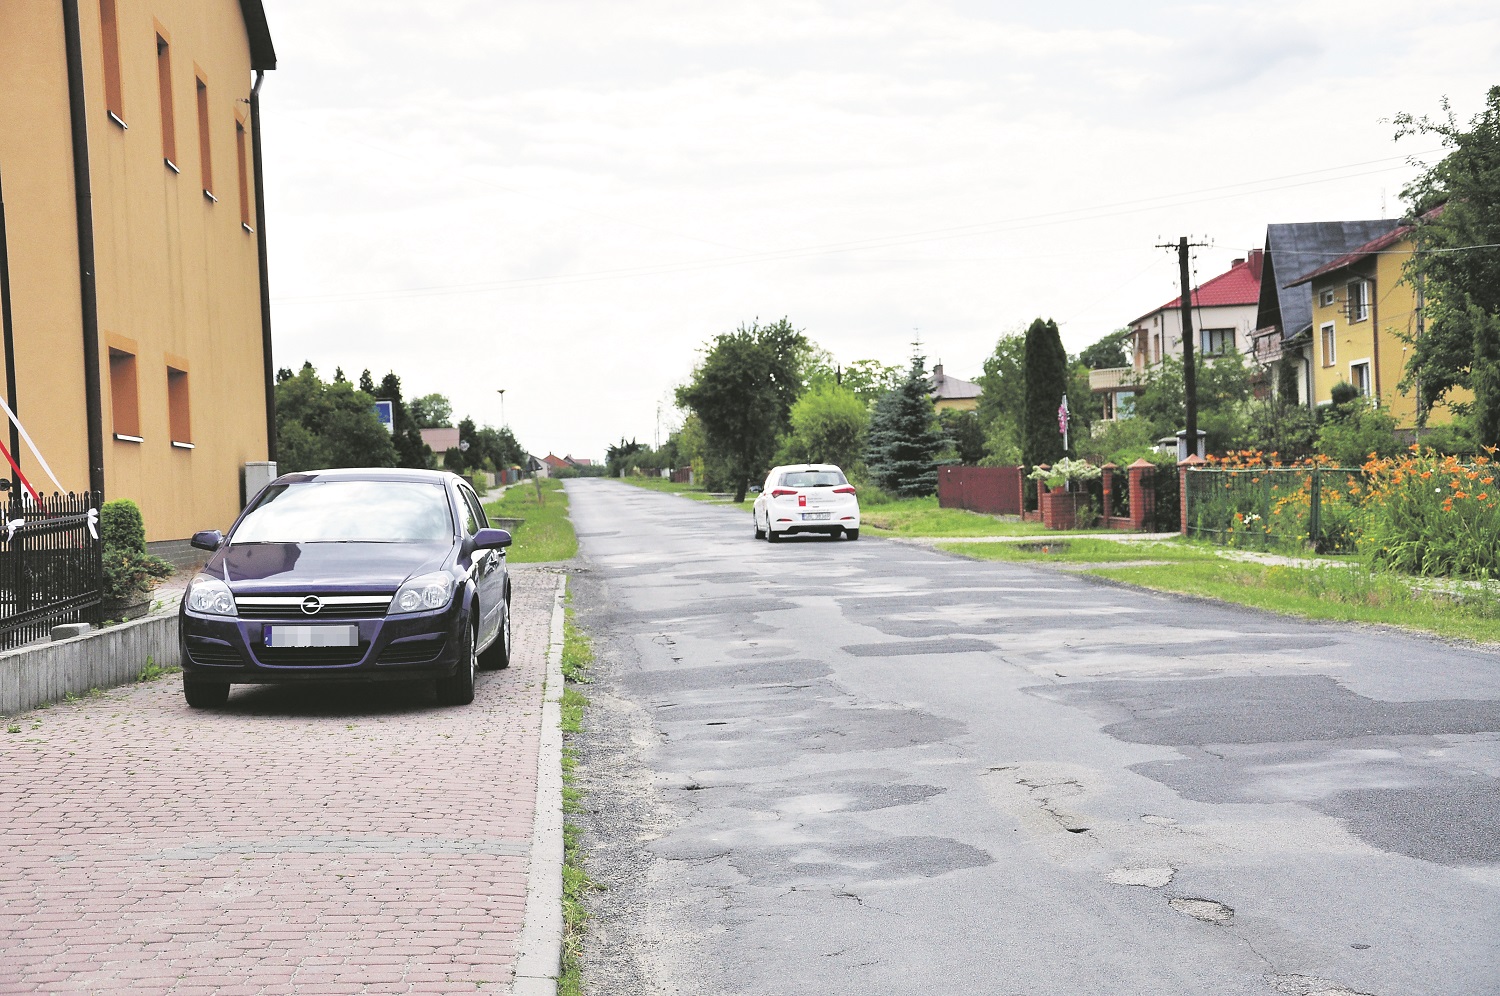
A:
[483,478,578,563]
[938,536,1218,564]
[861,496,1053,537]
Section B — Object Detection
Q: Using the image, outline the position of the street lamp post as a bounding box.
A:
[496,389,506,427]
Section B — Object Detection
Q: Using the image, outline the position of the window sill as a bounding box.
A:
[171,440,195,450]
[203,189,217,203]
[242,222,255,234]
[107,111,128,129]
[165,158,180,174]
[113,433,143,444]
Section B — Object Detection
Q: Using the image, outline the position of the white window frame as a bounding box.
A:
[1347,280,1370,323]
[1320,322,1336,367]
[1200,327,1235,357]
[1319,287,1336,307]
[1349,359,1372,397]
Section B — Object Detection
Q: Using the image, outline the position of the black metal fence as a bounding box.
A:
[1153,463,1179,533]
[0,491,103,650]
[1183,467,1365,553]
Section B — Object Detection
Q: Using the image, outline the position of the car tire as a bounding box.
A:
[436,621,478,705]
[754,515,765,540]
[480,593,512,670]
[183,678,230,709]
[767,527,780,543]
[846,529,860,541]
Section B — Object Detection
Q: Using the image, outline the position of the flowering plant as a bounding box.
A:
[1028,457,1103,490]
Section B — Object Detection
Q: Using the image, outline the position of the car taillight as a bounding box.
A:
[771,489,797,497]
[833,486,856,494]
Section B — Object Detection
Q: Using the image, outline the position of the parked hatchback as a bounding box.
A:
[178,468,512,709]
[752,464,860,541]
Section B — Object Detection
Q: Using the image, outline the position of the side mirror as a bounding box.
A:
[473,528,512,550]
[190,529,224,552]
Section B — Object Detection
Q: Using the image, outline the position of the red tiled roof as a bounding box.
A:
[1130,249,1263,324]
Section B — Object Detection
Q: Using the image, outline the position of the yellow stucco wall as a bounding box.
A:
[933,398,979,413]
[1308,239,1469,429]
[0,0,269,542]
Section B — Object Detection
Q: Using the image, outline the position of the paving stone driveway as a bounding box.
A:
[0,569,561,995]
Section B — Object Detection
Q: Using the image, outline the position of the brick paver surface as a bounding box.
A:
[0,569,560,995]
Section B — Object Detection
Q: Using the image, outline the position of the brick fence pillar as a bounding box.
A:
[1126,459,1154,531]
[1015,465,1026,517]
[1178,454,1205,536]
[1035,465,1049,520]
[1101,463,1116,521]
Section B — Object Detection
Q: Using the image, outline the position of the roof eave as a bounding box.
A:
[240,0,276,70]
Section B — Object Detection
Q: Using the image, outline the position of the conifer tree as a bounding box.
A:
[865,355,944,497]
[1021,318,1068,468]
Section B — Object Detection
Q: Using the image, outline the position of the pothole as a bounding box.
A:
[1269,974,1375,996]
[1108,865,1175,887]
[1169,897,1234,924]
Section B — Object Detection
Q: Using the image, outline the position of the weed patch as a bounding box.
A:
[558,604,602,995]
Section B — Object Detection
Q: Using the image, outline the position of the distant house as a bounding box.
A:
[419,427,461,463]
[567,456,593,468]
[929,364,982,412]
[1248,220,1402,406]
[1284,211,1469,428]
[1090,252,1263,421]
[542,454,571,472]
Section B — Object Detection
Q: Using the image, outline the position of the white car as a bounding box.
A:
[752,464,861,542]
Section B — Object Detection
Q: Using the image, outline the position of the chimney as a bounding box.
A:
[1246,248,1265,279]
[933,363,944,380]
[1232,258,1245,266]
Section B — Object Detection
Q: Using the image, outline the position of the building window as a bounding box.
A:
[100,0,125,125]
[1200,328,1235,357]
[1347,280,1370,323]
[236,120,252,230]
[1321,323,1336,367]
[1319,288,1336,308]
[196,75,214,198]
[1350,361,1371,397]
[108,347,141,441]
[156,33,177,169]
[167,365,192,447]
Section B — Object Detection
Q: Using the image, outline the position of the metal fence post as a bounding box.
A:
[1308,469,1322,551]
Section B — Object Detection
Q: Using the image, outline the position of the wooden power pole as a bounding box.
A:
[1158,236,1208,458]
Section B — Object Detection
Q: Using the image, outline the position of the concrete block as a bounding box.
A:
[51,623,93,641]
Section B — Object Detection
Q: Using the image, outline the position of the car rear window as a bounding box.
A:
[233,481,454,543]
[779,470,847,488]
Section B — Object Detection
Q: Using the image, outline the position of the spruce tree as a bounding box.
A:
[865,355,944,497]
[1021,318,1068,468]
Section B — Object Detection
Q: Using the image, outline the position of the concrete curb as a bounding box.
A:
[1,613,182,715]
[509,574,567,995]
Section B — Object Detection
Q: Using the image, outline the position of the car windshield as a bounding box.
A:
[232,481,454,544]
[780,470,846,488]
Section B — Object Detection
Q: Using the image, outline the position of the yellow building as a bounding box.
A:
[929,364,981,412]
[1287,216,1468,429]
[0,0,276,558]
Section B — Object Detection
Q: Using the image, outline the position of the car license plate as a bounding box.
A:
[264,624,359,648]
[802,512,831,521]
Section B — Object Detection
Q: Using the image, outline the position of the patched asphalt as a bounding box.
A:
[565,479,1500,996]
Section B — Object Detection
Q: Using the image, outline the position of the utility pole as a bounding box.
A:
[1158,236,1209,458]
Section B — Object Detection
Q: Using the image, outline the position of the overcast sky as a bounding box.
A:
[258,0,1500,459]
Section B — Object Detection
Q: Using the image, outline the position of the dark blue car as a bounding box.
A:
[178,468,512,708]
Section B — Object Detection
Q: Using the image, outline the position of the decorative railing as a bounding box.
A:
[0,491,103,650]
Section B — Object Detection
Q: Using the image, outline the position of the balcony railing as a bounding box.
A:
[1088,367,1142,392]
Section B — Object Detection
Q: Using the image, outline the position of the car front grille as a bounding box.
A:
[236,594,392,620]
[254,645,368,667]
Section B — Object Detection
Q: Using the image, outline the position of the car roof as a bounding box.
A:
[770,464,844,474]
[274,468,463,486]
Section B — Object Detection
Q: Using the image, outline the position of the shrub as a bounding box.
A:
[100,499,147,556]
[100,499,174,602]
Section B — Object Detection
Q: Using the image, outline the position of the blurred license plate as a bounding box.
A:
[264,625,359,648]
[801,512,831,521]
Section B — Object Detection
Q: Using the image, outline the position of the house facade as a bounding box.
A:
[1286,216,1469,428]
[1248,220,1400,407]
[1090,252,1263,421]
[929,364,981,412]
[0,0,276,553]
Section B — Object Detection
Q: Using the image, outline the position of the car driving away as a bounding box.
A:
[178,468,512,709]
[752,464,860,541]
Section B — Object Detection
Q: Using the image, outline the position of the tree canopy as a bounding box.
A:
[675,318,808,501]
[1397,86,1500,444]
[1021,318,1069,467]
[781,383,869,470]
[865,355,944,497]
[274,362,398,473]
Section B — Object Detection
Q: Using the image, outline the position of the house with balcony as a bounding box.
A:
[1090,252,1263,420]
[1247,219,1401,407]
[1283,211,1469,428]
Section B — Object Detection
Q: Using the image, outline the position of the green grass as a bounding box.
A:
[616,476,752,507]
[861,496,1055,537]
[939,536,1220,564]
[558,598,601,996]
[1089,558,1500,644]
[484,478,578,562]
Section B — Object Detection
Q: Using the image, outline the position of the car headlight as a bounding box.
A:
[390,572,455,614]
[186,574,237,616]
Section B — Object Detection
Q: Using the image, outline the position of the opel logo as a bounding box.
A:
[300,595,323,616]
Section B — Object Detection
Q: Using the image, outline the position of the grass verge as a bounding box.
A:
[484,478,578,562]
[558,594,600,996]
[861,496,1056,537]
[939,536,1221,564]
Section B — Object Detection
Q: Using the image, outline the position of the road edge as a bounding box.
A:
[510,574,567,995]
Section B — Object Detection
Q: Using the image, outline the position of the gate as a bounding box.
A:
[0,492,103,650]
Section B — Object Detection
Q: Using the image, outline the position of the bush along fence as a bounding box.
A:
[0,491,104,650]
[1182,463,1367,553]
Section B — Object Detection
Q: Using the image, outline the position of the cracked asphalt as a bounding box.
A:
[564,479,1500,996]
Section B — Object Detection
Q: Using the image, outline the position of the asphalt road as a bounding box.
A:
[565,479,1500,996]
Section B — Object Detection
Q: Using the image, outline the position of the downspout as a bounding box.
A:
[62,0,106,499]
[1369,270,1382,402]
[250,69,275,463]
[0,168,22,497]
